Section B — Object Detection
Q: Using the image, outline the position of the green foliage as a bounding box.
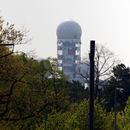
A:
[39,100,112,130]
[122,97,130,130]
[125,97,130,120]
[65,81,88,103]
[1,53,129,130]
[65,99,113,130]
[0,52,69,129]
[102,63,130,111]
[38,100,113,130]
[47,111,71,130]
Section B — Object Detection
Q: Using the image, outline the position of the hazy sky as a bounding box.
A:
[1,0,130,65]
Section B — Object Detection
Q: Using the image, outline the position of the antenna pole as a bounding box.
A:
[89,40,95,130]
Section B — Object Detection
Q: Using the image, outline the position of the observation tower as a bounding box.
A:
[56,20,82,80]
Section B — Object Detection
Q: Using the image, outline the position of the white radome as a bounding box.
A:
[56,20,82,39]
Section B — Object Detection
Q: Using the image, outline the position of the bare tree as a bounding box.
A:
[78,44,119,97]
[0,16,29,58]
[94,44,119,97]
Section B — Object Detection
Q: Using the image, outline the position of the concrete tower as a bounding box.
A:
[56,21,82,80]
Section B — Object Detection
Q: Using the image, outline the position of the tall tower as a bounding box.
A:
[56,21,82,80]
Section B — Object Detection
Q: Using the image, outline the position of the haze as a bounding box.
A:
[1,0,130,65]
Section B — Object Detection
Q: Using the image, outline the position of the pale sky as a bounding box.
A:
[1,0,130,65]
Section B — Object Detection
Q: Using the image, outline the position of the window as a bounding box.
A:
[75,43,80,47]
[58,60,62,64]
[75,50,80,55]
[58,42,62,46]
[58,50,62,55]
[75,60,80,64]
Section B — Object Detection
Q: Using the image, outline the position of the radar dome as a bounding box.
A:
[56,21,82,39]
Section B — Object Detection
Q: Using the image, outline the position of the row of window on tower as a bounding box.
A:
[57,50,80,55]
[58,59,80,64]
[57,42,81,47]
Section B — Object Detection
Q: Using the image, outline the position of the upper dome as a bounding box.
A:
[56,21,82,39]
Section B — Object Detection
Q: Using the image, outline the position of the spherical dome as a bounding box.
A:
[56,21,82,39]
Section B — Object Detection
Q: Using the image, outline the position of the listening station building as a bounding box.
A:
[56,20,82,81]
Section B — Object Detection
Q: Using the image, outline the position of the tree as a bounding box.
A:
[102,64,130,111]
[65,99,112,130]
[65,81,88,103]
[80,44,118,97]
[123,97,130,130]
[0,16,28,120]
[37,99,113,130]
[115,97,130,130]
[0,55,70,129]
[0,16,27,58]
[94,44,118,97]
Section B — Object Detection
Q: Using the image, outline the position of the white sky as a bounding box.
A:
[1,0,130,65]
